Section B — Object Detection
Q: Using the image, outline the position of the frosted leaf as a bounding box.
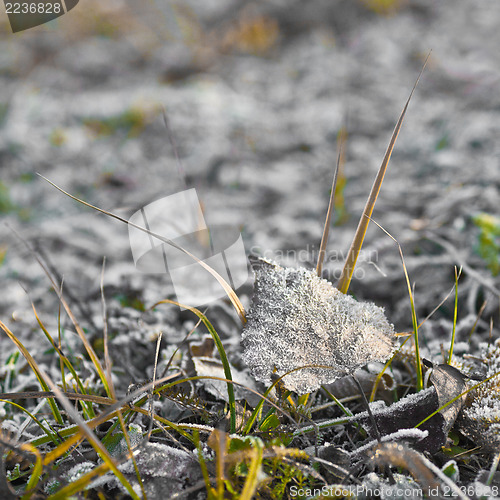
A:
[241,258,396,394]
[111,443,202,498]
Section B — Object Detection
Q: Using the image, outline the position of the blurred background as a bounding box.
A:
[1,0,500,360]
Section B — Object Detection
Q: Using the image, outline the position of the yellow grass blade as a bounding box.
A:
[337,55,430,294]
[33,367,141,500]
[38,174,247,324]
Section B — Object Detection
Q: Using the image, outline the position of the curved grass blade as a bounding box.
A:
[368,217,423,390]
[0,400,59,446]
[240,442,264,500]
[0,320,64,425]
[152,298,237,433]
[18,442,43,500]
[38,174,247,324]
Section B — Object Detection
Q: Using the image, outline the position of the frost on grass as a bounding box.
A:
[241,258,396,394]
[458,338,500,451]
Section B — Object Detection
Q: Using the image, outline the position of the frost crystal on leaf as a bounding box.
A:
[241,258,396,394]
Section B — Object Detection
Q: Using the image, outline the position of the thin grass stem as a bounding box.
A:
[447,267,462,364]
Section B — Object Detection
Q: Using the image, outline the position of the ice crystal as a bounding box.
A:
[241,258,396,394]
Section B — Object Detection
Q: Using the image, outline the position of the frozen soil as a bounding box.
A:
[0,0,500,496]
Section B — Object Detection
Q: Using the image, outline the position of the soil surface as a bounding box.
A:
[1,0,500,391]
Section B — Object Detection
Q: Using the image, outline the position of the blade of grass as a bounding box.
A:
[486,452,500,487]
[152,373,301,437]
[116,411,147,500]
[9,228,114,399]
[98,261,146,496]
[369,274,463,400]
[320,386,354,418]
[369,334,411,402]
[57,280,66,393]
[213,429,226,499]
[0,336,141,498]
[160,314,204,379]
[0,391,116,406]
[46,460,119,500]
[19,442,43,500]
[152,298,237,434]
[0,400,59,446]
[37,174,246,324]
[447,266,462,364]
[34,366,141,500]
[41,371,186,464]
[337,55,429,294]
[100,258,114,398]
[29,299,96,419]
[368,218,423,390]
[0,320,64,425]
[146,331,162,441]
[240,442,264,500]
[195,430,216,499]
[316,127,345,276]
[415,369,500,429]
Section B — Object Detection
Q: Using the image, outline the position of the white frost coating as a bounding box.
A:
[351,428,429,457]
[461,338,500,448]
[356,387,436,420]
[241,258,396,394]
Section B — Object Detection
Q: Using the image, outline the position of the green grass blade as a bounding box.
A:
[34,367,141,500]
[415,369,500,429]
[9,230,114,400]
[30,301,96,419]
[240,443,264,500]
[447,267,462,364]
[368,218,423,390]
[0,320,64,425]
[153,299,237,433]
[0,399,60,446]
[20,443,43,500]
